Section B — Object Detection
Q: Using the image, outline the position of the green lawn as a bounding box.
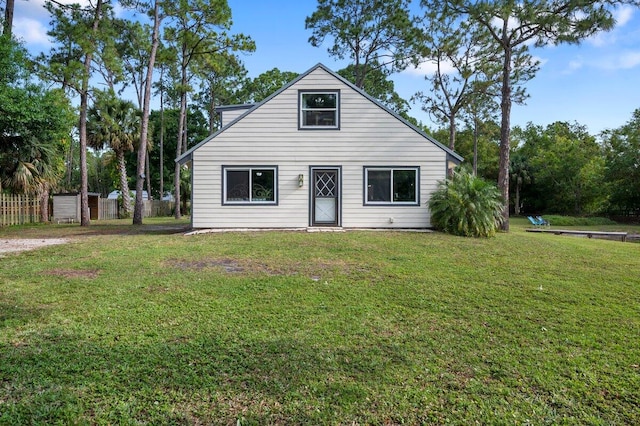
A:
[1,218,639,424]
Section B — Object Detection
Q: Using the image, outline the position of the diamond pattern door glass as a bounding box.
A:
[315,172,336,197]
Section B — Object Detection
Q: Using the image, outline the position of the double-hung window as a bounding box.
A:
[223,166,277,205]
[299,91,339,129]
[365,167,419,205]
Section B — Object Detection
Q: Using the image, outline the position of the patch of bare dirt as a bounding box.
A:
[0,239,69,256]
[166,257,374,280]
[167,258,246,273]
[45,269,100,279]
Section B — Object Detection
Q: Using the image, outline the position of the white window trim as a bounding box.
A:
[364,167,420,206]
[223,166,278,205]
[299,91,339,129]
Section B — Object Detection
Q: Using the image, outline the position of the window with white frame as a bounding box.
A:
[365,167,419,205]
[299,91,339,129]
[223,167,277,204]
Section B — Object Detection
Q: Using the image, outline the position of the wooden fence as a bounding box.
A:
[97,199,175,220]
[1,195,175,226]
[145,200,174,217]
[0,194,41,227]
[99,199,119,220]
[99,199,174,219]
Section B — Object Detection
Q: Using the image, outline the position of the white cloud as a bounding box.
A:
[587,5,635,47]
[490,15,521,33]
[620,51,640,68]
[12,0,127,51]
[13,17,51,47]
[403,59,457,77]
[564,59,584,74]
[15,0,49,22]
[589,30,616,47]
[593,51,640,71]
[615,5,634,26]
[611,51,640,69]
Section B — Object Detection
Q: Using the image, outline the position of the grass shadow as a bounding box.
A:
[0,331,415,424]
[0,219,191,239]
[0,302,47,330]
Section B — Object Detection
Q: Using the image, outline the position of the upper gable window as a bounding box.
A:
[299,91,339,129]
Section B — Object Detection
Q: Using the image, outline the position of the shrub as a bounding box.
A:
[542,215,617,226]
[429,168,504,237]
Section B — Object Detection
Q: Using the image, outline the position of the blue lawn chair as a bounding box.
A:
[536,216,550,226]
[527,216,541,227]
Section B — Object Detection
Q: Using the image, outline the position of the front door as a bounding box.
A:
[311,167,340,227]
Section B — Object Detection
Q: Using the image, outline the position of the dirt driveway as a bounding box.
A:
[0,221,190,257]
[0,238,69,256]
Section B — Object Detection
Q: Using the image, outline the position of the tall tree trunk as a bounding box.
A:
[3,0,14,37]
[116,149,131,217]
[145,149,151,199]
[498,40,512,232]
[133,0,161,225]
[173,143,182,218]
[78,0,104,226]
[79,81,90,226]
[66,137,74,189]
[208,88,216,134]
[39,184,50,223]
[159,87,165,201]
[514,179,521,216]
[473,115,478,177]
[448,114,456,150]
[173,100,188,218]
[354,53,365,88]
[174,46,188,220]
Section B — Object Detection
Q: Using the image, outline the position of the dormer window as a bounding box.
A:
[299,91,339,129]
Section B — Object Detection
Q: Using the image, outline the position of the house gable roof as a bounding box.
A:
[177,63,463,165]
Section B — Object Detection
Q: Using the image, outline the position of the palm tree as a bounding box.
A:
[0,136,56,192]
[0,134,62,222]
[429,167,504,238]
[87,90,139,217]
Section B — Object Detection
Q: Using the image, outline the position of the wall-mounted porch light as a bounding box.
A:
[298,174,304,187]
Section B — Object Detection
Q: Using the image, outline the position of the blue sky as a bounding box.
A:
[12,0,640,134]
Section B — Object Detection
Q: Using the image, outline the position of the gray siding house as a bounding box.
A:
[177,63,462,230]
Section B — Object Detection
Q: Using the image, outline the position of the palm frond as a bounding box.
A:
[429,167,503,238]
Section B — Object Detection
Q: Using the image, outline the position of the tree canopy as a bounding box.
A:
[241,68,298,103]
[338,63,410,116]
[601,109,640,215]
[306,0,417,88]
[513,121,606,215]
[0,37,74,195]
[421,0,631,230]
